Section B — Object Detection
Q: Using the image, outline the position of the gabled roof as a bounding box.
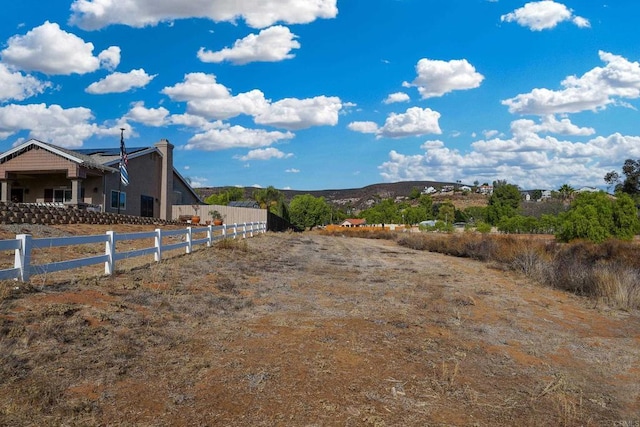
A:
[80,142,203,203]
[342,218,367,225]
[77,146,158,167]
[0,139,118,173]
[0,138,202,202]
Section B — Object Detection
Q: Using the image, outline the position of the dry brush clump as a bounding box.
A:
[330,229,640,310]
[320,227,399,241]
[542,240,640,309]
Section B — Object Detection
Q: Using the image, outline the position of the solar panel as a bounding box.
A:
[75,147,149,156]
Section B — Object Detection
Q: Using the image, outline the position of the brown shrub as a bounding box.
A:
[355,231,640,310]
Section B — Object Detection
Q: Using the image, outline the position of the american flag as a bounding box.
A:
[120,129,129,186]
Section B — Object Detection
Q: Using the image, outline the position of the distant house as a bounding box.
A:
[477,185,493,195]
[340,218,367,227]
[459,185,472,192]
[441,185,454,193]
[422,186,437,195]
[0,138,200,220]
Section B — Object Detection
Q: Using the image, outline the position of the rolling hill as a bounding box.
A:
[197,181,489,212]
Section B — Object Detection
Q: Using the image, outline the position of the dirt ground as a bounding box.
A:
[0,226,639,426]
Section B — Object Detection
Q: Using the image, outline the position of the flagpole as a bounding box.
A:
[118,128,124,215]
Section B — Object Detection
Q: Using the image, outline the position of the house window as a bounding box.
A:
[44,188,72,203]
[111,190,126,210]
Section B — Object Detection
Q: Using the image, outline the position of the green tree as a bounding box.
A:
[360,199,400,224]
[253,186,284,215]
[497,215,540,234]
[408,187,422,200]
[289,194,331,230]
[463,206,487,224]
[538,214,560,234]
[204,186,244,205]
[435,201,455,224]
[612,193,640,239]
[556,191,639,242]
[418,195,433,219]
[486,182,521,225]
[530,189,542,201]
[403,205,427,225]
[605,159,640,196]
[558,184,575,200]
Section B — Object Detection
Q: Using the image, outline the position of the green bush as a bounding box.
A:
[556,192,639,243]
[475,221,492,233]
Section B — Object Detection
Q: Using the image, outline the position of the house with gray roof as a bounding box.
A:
[0,138,200,220]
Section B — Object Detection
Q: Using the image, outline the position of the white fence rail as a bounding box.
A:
[1,222,266,282]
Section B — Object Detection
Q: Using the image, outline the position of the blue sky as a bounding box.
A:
[1,1,639,191]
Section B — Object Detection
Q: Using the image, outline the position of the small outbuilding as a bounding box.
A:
[340,218,367,227]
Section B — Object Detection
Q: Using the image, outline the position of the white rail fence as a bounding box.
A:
[0,222,266,282]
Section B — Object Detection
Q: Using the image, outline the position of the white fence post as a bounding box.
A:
[105,231,115,275]
[0,222,267,283]
[207,224,213,247]
[15,234,32,282]
[186,226,192,254]
[154,228,162,262]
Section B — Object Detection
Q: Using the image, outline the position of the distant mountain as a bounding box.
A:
[197,180,487,212]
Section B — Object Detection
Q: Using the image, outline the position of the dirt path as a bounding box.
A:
[1,231,639,426]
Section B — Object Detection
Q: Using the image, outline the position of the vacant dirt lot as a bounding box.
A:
[1,227,639,426]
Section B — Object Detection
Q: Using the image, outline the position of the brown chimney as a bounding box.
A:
[155,139,174,220]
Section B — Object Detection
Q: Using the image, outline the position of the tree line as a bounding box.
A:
[201,159,640,243]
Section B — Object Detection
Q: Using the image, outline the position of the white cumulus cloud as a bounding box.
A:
[383,92,410,104]
[503,51,640,115]
[255,96,343,130]
[236,147,293,161]
[349,108,442,139]
[0,103,115,147]
[161,72,269,120]
[501,1,590,31]
[198,26,300,65]
[162,73,342,130]
[98,46,121,71]
[379,107,442,138]
[125,102,170,126]
[348,121,379,134]
[1,21,118,75]
[378,115,640,190]
[0,64,51,102]
[70,0,338,30]
[86,69,156,94]
[403,58,484,99]
[184,125,294,151]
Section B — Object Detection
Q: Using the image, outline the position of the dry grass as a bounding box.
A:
[323,229,640,310]
[0,227,639,425]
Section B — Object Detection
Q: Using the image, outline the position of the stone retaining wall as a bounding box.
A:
[0,202,181,226]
